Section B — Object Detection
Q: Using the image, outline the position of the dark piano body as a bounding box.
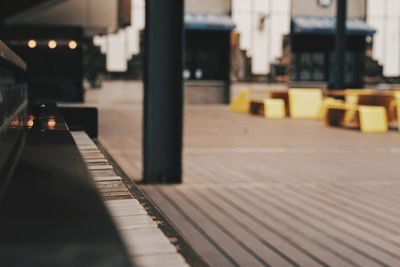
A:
[0,41,133,266]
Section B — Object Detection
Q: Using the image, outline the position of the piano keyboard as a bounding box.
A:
[71,131,190,267]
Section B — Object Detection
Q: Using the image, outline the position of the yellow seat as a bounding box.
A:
[345,89,375,106]
[319,97,344,120]
[358,106,388,133]
[288,89,323,119]
[343,90,375,125]
[230,90,250,113]
[397,99,400,132]
[263,99,286,119]
[395,94,400,129]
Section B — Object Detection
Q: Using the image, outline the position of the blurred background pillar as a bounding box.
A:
[334,0,347,90]
[143,0,184,183]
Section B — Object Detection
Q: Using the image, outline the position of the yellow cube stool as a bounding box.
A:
[263,99,286,119]
[344,90,382,126]
[358,106,388,133]
[397,99,400,132]
[288,89,323,119]
[230,90,250,113]
[395,94,400,129]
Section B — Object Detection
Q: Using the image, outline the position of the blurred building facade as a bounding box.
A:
[95,0,234,103]
[93,0,400,96]
[2,0,398,104]
[184,0,233,104]
[231,0,291,79]
[290,0,374,88]
[232,0,400,84]
[367,0,400,78]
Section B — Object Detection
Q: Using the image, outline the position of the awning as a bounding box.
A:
[292,16,376,36]
[185,13,235,31]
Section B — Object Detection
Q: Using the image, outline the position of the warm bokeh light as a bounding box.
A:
[27,39,37,49]
[10,118,20,127]
[68,40,78,50]
[47,117,56,129]
[48,40,57,49]
[27,116,35,128]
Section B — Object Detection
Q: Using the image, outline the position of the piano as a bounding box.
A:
[0,42,201,266]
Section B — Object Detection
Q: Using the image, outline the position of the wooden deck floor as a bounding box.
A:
[99,105,400,267]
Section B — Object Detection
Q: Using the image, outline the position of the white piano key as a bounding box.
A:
[110,210,148,217]
[87,165,114,170]
[119,228,168,238]
[114,215,156,225]
[90,170,116,177]
[115,221,158,230]
[80,150,102,155]
[107,205,144,211]
[92,176,122,182]
[78,146,99,151]
[82,155,106,160]
[85,159,108,164]
[106,199,141,205]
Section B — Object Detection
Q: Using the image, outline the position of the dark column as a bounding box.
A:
[225,31,232,104]
[143,0,184,183]
[334,0,347,89]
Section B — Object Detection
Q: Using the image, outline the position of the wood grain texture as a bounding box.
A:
[100,105,400,267]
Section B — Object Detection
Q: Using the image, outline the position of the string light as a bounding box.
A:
[48,40,57,49]
[68,40,78,50]
[27,39,37,48]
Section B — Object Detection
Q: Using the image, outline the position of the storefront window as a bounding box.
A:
[295,52,326,81]
[329,52,362,86]
[185,30,229,81]
[312,53,325,81]
[299,53,312,80]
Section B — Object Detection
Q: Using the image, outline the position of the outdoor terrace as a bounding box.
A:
[99,104,400,267]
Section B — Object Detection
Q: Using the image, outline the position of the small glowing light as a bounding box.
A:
[10,118,20,127]
[48,40,57,49]
[195,69,203,79]
[27,39,37,48]
[47,117,56,129]
[27,116,35,128]
[68,40,78,50]
[183,69,191,79]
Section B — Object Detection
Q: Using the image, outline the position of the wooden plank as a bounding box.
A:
[211,187,356,267]
[276,186,400,254]
[159,187,269,267]
[181,187,310,267]
[190,187,342,267]
[248,187,400,266]
[142,187,234,267]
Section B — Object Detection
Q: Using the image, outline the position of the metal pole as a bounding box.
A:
[335,0,347,89]
[225,30,231,104]
[143,0,184,183]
